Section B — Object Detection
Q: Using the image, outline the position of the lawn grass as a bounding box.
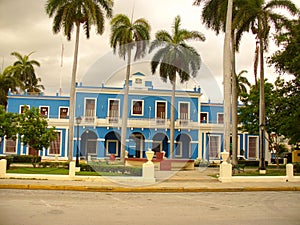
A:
[7,167,136,176]
[7,167,69,175]
[234,167,286,176]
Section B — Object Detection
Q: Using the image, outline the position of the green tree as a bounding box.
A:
[272,77,300,144]
[236,70,250,101]
[19,107,57,167]
[0,106,19,142]
[239,80,276,135]
[110,14,151,162]
[268,18,300,145]
[46,0,113,161]
[268,18,300,77]
[149,15,205,158]
[8,52,44,93]
[234,0,298,170]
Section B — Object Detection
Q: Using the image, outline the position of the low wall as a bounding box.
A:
[0,159,155,183]
[219,163,300,183]
[125,158,194,170]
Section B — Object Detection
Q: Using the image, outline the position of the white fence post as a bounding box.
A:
[219,152,232,182]
[69,161,76,178]
[0,159,7,178]
[286,164,294,181]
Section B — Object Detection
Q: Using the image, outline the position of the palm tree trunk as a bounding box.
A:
[120,48,131,163]
[259,36,266,171]
[68,23,80,162]
[170,75,176,159]
[223,0,233,159]
[231,33,238,166]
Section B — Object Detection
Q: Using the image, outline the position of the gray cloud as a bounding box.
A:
[0,0,298,98]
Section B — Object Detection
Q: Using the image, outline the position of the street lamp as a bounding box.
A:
[76,116,82,167]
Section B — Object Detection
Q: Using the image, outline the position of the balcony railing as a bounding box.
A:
[155,118,167,125]
[106,116,121,125]
[83,116,96,125]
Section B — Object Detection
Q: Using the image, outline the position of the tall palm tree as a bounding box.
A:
[0,69,20,106]
[149,15,205,158]
[234,0,298,171]
[46,0,113,162]
[110,14,151,162]
[9,52,44,93]
[194,0,239,164]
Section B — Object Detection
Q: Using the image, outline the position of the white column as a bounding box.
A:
[203,132,207,161]
[198,130,203,160]
[64,128,69,158]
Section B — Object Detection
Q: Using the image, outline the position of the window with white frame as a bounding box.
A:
[156,101,166,119]
[217,113,224,124]
[86,139,97,155]
[5,138,16,153]
[175,142,182,158]
[135,78,142,84]
[200,112,208,123]
[179,102,189,120]
[108,99,120,119]
[248,136,258,159]
[20,105,29,114]
[40,106,49,118]
[49,132,61,155]
[209,135,220,159]
[132,100,143,116]
[59,107,69,119]
[106,140,119,156]
[85,99,96,122]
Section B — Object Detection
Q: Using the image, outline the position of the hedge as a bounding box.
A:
[10,155,42,164]
[38,161,69,168]
[80,163,142,176]
[238,160,269,167]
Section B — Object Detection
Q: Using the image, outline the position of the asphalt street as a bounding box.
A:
[1,189,299,225]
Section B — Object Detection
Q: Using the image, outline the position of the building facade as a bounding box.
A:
[1,72,263,162]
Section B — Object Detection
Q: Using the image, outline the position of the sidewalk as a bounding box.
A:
[1,168,300,192]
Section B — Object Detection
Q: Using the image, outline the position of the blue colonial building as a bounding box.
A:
[1,72,264,162]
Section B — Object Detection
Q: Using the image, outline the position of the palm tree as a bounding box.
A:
[194,0,238,163]
[110,14,151,162]
[9,51,44,93]
[236,70,250,100]
[0,69,20,106]
[234,0,298,171]
[45,0,113,162]
[149,15,205,158]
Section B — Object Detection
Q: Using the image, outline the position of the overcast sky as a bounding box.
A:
[0,0,299,102]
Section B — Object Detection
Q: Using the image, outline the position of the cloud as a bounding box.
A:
[0,0,299,97]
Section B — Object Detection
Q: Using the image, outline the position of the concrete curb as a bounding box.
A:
[1,184,300,192]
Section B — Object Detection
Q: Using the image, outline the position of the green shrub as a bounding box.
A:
[238,160,268,167]
[294,163,300,173]
[80,163,142,176]
[11,155,42,164]
[38,161,69,169]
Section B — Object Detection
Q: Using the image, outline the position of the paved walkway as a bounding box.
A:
[1,168,300,192]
